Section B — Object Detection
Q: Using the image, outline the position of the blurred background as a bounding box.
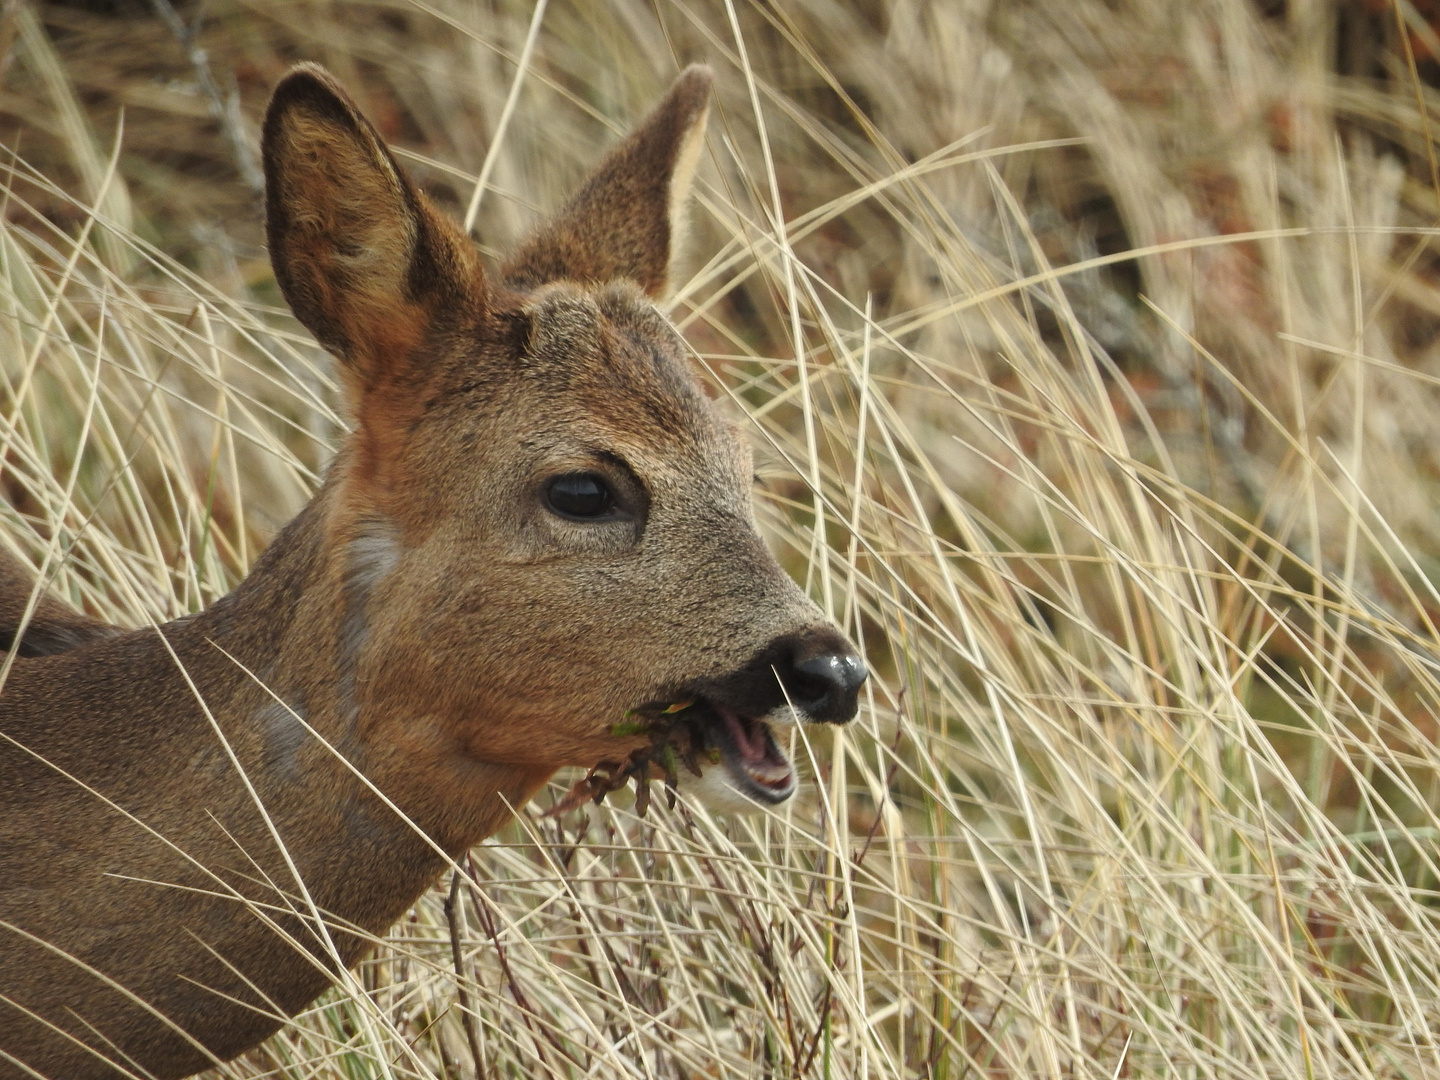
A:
[7,0,1440,1076]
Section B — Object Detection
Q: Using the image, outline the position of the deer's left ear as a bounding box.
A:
[502,65,712,297]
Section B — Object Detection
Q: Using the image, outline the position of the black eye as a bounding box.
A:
[545,473,616,520]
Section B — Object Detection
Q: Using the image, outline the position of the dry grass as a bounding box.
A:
[6,0,1440,1076]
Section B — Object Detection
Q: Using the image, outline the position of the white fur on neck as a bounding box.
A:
[338,515,402,705]
[347,516,402,596]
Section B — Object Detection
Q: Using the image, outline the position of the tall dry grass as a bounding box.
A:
[5,0,1440,1076]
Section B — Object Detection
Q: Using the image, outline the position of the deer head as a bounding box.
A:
[262,64,867,813]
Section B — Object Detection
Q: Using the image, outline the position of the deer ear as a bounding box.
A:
[502,65,712,297]
[262,64,482,388]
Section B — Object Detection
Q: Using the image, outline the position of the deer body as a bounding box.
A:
[0,493,529,1076]
[0,66,865,1079]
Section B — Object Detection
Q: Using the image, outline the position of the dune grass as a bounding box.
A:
[5,0,1440,1076]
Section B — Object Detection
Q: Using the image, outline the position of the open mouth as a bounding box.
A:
[696,704,797,804]
[554,627,863,818]
[553,699,799,819]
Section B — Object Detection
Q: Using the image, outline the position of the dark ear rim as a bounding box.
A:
[500,63,713,297]
[263,63,371,147]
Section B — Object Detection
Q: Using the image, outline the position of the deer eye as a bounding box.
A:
[545,473,616,520]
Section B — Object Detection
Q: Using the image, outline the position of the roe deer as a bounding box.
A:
[0,64,866,1079]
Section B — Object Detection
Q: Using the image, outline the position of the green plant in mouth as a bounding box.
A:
[556,702,709,818]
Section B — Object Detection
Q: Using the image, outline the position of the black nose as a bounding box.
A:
[784,645,867,724]
[688,626,869,726]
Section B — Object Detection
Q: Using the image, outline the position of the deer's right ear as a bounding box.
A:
[263,64,482,389]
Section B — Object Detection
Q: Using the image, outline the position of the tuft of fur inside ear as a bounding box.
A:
[262,64,482,387]
[502,65,712,297]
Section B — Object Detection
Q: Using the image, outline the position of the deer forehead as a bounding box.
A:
[504,282,750,480]
[521,282,687,389]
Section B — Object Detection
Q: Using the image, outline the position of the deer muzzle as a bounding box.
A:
[673,626,868,807]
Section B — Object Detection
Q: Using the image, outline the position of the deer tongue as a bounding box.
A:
[720,707,767,761]
[715,707,795,793]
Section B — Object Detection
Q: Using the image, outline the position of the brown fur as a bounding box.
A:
[0,550,119,656]
[0,65,863,1080]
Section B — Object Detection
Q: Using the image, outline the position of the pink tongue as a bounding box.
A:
[719,708,767,762]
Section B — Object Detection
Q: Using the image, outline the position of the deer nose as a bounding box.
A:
[785,648,867,724]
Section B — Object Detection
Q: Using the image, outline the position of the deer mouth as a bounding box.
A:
[586,699,798,811]
[699,705,797,804]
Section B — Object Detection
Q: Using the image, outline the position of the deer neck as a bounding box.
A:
[147,469,548,907]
